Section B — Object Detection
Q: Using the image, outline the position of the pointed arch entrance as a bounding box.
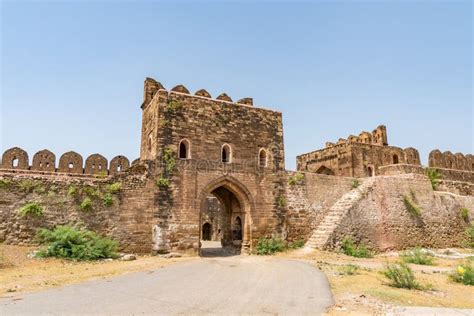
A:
[198,176,254,256]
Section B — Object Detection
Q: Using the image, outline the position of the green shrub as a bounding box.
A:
[401,248,435,265]
[341,237,373,258]
[460,208,470,222]
[167,100,183,114]
[106,183,122,194]
[83,186,100,198]
[383,262,422,289]
[18,179,38,193]
[67,185,77,197]
[36,226,118,261]
[450,262,474,286]
[163,148,176,173]
[287,239,305,249]
[277,195,286,208]
[338,264,360,276]
[351,179,360,189]
[288,172,304,185]
[102,194,114,207]
[425,168,441,190]
[97,171,108,179]
[156,176,170,188]
[403,195,421,216]
[18,202,44,217]
[79,197,93,211]
[256,238,286,255]
[466,223,474,248]
[0,178,11,189]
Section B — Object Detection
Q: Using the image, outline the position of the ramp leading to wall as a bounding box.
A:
[304,177,375,250]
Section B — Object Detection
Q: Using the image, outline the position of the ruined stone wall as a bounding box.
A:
[1,147,130,176]
[0,163,156,253]
[429,150,473,171]
[297,143,418,178]
[285,172,354,242]
[329,174,474,251]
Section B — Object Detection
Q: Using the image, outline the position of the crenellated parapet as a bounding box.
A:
[1,147,130,176]
[429,149,473,171]
[141,77,254,109]
[325,125,388,147]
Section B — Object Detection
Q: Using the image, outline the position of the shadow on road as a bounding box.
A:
[200,240,241,257]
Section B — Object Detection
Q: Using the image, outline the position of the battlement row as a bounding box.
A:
[325,125,388,147]
[142,77,254,109]
[1,147,131,176]
[429,150,474,172]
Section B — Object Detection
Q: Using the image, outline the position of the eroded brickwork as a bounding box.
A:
[1,77,473,255]
[296,126,421,177]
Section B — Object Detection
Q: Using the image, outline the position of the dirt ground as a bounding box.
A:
[0,244,191,298]
[279,248,474,315]
[1,244,473,315]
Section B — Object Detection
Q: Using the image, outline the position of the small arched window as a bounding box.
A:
[222,144,231,163]
[12,158,19,168]
[68,162,74,169]
[393,154,399,164]
[179,139,190,159]
[259,149,267,167]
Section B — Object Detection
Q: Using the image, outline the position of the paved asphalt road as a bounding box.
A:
[0,255,333,315]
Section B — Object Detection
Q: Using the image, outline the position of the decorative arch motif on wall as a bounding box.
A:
[84,154,108,175]
[1,147,29,170]
[32,149,56,172]
[58,151,83,174]
[109,155,130,175]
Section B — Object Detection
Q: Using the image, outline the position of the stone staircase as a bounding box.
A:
[305,177,375,250]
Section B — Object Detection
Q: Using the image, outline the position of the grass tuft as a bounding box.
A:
[401,248,435,265]
[18,202,44,217]
[341,237,373,258]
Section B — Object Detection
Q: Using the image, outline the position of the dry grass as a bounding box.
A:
[280,248,474,313]
[0,244,191,297]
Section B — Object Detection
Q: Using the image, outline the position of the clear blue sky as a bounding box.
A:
[1,1,472,170]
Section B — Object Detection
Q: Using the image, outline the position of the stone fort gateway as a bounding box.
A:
[1,77,473,255]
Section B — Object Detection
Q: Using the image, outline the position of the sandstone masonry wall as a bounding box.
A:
[328,174,474,250]
[1,147,130,176]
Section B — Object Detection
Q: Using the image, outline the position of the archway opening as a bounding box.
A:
[393,154,399,164]
[179,140,189,159]
[200,185,246,257]
[202,222,212,241]
[367,166,373,177]
[221,144,231,163]
[315,165,335,175]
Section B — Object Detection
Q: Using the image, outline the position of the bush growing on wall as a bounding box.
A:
[351,179,360,189]
[102,194,114,207]
[18,202,44,218]
[36,226,118,261]
[340,237,373,258]
[106,183,122,194]
[288,172,304,185]
[425,168,441,190]
[79,197,93,211]
[403,195,421,216]
[460,208,470,222]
